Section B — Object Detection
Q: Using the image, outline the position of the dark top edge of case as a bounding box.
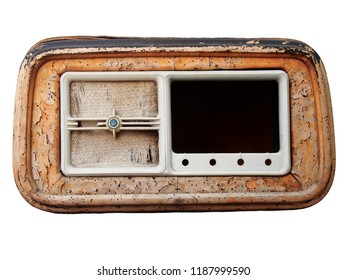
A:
[26,36,321,63]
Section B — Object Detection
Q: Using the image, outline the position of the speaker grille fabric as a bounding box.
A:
[70,81,158,117]
[69,81,159,168]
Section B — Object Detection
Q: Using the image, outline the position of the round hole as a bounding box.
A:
[209,159,216,166]
[182,159,189,166]
[237,158,244,166]
[265,159,272,166]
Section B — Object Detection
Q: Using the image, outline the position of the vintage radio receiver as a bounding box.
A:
[13,37,335,212]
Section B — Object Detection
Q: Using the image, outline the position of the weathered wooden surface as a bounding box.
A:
[13,37,335,212]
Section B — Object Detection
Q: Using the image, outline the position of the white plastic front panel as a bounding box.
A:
[60,72,166,176]
[167,71,291,176]
[60,70,290,176]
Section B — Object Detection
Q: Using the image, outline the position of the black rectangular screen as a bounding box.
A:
[170,80,280,153]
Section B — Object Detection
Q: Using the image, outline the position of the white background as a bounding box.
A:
[0,1,344,279]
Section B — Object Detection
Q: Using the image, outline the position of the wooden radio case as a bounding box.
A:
[13,37,335,212]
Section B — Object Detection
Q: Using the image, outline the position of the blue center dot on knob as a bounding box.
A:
[109,118,118,128]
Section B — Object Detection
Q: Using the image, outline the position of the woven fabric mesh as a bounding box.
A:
[70,81,159,168]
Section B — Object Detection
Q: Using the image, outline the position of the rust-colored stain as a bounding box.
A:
[13,37,335,212]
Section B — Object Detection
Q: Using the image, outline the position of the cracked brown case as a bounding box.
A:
[13,37,335,213]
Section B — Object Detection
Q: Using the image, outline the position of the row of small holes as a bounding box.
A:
[182,159,272,166]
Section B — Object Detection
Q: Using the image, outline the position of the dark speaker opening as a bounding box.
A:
[171,80,280,153]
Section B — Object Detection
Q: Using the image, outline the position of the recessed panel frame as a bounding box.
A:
[60,70,290,176]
